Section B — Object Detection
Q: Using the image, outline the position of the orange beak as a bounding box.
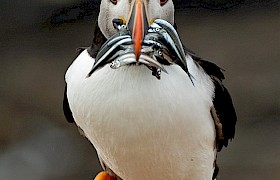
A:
[127,0,149,62]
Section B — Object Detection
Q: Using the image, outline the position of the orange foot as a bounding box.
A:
[94,171,115,180]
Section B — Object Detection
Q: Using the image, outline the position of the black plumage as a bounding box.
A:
[63,85,75,123]
[185,48,237,151]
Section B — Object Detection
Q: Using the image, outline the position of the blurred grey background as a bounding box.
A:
[0,0,279,179]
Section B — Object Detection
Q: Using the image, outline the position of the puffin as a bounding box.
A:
[63,0,237,179]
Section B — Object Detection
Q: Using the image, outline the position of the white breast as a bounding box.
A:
[66,50,216,180]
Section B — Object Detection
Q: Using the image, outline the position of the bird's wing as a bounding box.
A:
[185,48,237,152]
[63,84,75,123]
[63,21,106,123]
[210,75,237,151]
[63,47,88,124]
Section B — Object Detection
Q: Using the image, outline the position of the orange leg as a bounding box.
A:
[94,171,115,180]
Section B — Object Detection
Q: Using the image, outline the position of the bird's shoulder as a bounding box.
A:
[185,47,237,151]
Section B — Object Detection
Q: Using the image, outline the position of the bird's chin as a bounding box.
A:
[105,29,118,39]
[97,20,117,39]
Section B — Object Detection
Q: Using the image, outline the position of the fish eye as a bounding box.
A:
[110,0,117,5]
[160,0,168,6]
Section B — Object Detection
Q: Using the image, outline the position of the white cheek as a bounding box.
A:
[147,2,159,21]
[147,1,174,25]
[98,1,131,38]
[163,4,174,24]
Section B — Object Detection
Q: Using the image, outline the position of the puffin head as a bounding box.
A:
[98,0,175,60]
[98,0,174,38]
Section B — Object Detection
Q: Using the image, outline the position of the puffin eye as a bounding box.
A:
[160,0,168,6]
[110,0,117,5]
